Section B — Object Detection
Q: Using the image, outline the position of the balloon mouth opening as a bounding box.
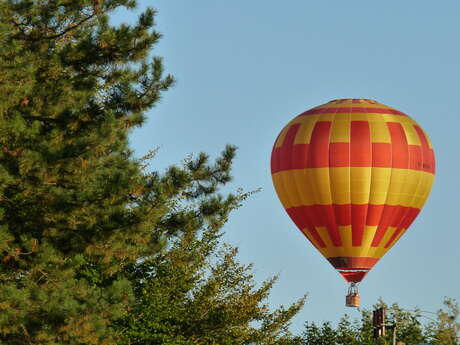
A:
[337,269,370,283]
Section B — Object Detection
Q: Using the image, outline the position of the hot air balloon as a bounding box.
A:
[270,99,435,307]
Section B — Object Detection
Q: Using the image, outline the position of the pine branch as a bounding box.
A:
[43,12,99,40]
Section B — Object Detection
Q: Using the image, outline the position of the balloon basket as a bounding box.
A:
[345,283,360,307]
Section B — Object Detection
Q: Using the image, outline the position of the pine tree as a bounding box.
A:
[0,1,306,343]
[0,1,175,343]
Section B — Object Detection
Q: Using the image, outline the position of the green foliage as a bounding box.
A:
[426,298,460,345]
[0,0,177,343]
[0,1,306,343]
[115,167,305,345]
[299,299,460,345]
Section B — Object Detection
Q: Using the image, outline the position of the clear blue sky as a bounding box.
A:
[114,1,460,332]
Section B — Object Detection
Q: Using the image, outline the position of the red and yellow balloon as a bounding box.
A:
[271,99,435,287]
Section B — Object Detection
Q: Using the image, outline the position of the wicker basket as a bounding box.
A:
[345,294,361,307]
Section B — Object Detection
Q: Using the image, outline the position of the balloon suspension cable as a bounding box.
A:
[348,282,359,296]
[345,282,361,308]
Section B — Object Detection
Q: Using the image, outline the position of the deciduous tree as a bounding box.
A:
[116,182,305,344]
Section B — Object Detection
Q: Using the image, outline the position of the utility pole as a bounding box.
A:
[373,307,397,345]
[392,322,397,345]
[373,307,386,338]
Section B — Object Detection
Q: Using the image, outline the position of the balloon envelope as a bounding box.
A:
[271,99,435,282]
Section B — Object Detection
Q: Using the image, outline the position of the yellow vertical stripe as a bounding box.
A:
[368,168,392,204]
[311,168,333,205]
[401,122,421,146]
[316,226,334,249]
[360,226,378,256]
[330,115,350,142]
[413,171,435,209]
[329,167,351,204]
[294,116,318,144]
[350,167,372,204]
[374,226,398,257]
[369,116,391,143]
[294,170,316,206]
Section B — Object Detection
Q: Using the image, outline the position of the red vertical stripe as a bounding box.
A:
[308,122,342,246]
[372,143,392,167]
[351,204,368,246]
[387,122,409,169]
[408,145,422,170]
[270,144,280,173]
[292,143,309,170]
[323,204,342,246]
[390,206,407,227]
[350,121,372,166]
[307,121,332,168]
[329,143,350,167]
[371,205,396,246]
[280,123,300,171]
[350,121,371,245]
[414,125,435,173]
[334,204,351,226]
[311,205,327,227]
[366,204,384,226]
[401,208,420,229]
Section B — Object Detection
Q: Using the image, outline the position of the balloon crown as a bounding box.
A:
[328,98,379,104]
